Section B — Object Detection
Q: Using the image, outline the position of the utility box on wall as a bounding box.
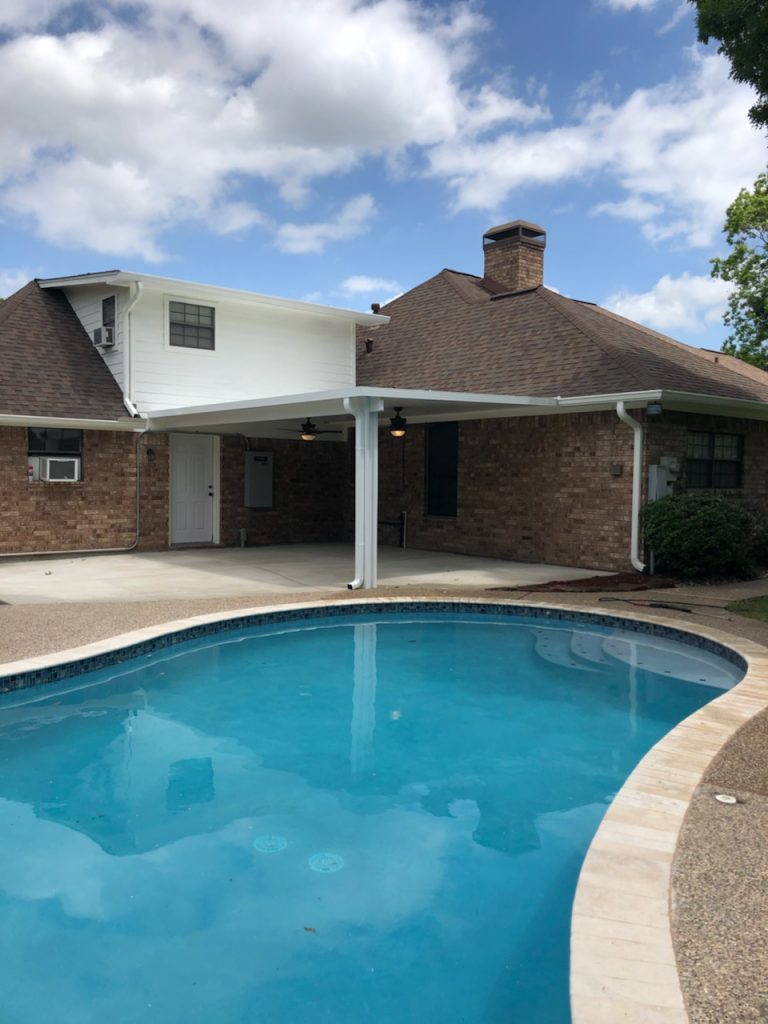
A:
[244,451,273,508]
[648,456,681,501]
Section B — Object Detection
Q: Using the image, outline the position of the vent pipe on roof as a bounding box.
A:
[482,220,546,292]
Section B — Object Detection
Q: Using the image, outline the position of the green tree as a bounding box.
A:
[690,0,768,128]
[712,172,768,368]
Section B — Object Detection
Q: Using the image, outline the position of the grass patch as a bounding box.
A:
[727,595,768,622]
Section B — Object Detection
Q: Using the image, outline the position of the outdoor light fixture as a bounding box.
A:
[300,419,317,441]
[646,402,663,417]
[389,406,407,438]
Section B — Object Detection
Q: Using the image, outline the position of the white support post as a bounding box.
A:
[344,396,384,589]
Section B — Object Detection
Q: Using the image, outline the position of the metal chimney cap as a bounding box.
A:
[483,220,546,247]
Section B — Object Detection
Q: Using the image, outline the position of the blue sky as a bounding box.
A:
[0,0,764,350]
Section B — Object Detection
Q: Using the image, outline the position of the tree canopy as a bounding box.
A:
[712,172,768,368]
[690,0,768,128]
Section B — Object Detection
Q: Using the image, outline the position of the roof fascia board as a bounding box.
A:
[354,386,558,407]
[39,273,123,289]
[555,390,663,409]
[0,414,146,431]
[556,389,768,419]
[149,386,558,420]
[146,386,559,431]
[658,390,768,420]
[40,272,388,327]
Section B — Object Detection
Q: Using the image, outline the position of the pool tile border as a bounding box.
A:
[0,597,747,693]
[1,596,766,1024]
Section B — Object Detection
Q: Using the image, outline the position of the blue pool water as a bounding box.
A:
[0,611,742,1023]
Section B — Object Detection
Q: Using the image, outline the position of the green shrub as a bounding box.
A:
[642,493,760,580]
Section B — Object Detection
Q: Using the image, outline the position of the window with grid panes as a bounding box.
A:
[169,301,215,349]
[686,431,743,489]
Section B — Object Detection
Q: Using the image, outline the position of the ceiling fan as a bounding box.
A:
[280,418,344,441]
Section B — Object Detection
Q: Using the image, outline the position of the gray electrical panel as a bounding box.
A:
[647,455,680,501]
[244,451,273,508]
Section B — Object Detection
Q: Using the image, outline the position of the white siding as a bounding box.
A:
[63,284,126,391]
[128,288,356,412]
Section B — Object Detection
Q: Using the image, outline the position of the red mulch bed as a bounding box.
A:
[487,572,676,593]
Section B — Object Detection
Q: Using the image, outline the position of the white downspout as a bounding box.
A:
[616,400,646,573]
[123,281,144,418]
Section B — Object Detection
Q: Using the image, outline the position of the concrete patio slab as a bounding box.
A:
[0,542,608,604]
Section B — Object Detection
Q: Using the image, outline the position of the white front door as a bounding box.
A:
[170,434,216,544]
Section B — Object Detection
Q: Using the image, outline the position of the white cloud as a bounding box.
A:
[602,0,659,9]
[593,196,664,221]
[0,1,546,260]
[0,267,32,297]
[604,272,733,333]
[0,3,758,262]
[275,194,376,254]
[427,51,765,248]
[210,202,264,236]
[340,275,401,295]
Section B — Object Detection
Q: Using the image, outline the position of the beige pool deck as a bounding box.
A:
[2,544,768,1024]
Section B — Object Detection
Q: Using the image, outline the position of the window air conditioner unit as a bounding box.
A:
[93,326,114,348]
[40,456,80,482]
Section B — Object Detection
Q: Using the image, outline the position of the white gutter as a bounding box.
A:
[123,281,144,418]
[616,401,645,573]
[0,414,142,431]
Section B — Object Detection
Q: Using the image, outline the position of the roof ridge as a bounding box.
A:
[536,287,646,391]
[582,300,768,394]
[441,268,481,281]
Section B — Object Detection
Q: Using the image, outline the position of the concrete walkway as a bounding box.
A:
[0,542,607,604]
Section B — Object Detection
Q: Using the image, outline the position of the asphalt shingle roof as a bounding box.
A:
[356,271,768,403]
[0,282,128,420]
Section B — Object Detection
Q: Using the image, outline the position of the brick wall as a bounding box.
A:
[646,410,768,506]
[7,410,763,564]
[219,436,348,546]
[377,412,636,571]
[0,426,140,554]
[137,433,169,550]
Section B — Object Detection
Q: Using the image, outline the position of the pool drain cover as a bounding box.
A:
[309,852,344,873]
[253,835,288,853]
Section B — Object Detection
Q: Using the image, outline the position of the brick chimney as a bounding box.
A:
[482,220,546,292]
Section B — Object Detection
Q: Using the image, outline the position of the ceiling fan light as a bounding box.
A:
[300,418,317,441]
[389,406,407,438]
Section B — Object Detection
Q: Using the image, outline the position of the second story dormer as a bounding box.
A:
[38,271,386,415]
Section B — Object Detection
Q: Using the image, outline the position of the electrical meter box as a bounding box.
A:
[244,451,273,508]
[648,456,680,501]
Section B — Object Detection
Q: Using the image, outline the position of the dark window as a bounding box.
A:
[426,421,458,516]
[28,428,82,455]
[686,431,743,489]
[102,295,115,328]
[169,301,215,350]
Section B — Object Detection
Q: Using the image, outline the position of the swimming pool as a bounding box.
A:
[0,606,744,1023]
